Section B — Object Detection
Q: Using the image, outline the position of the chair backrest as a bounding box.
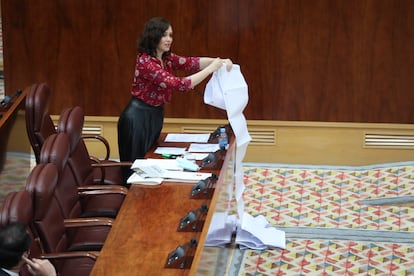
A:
[37,132,82,219]
[57,106,95,187]
[25,83,56,163]
[25,163,92,275]
[0,190,43,258]
[25,163,69,254]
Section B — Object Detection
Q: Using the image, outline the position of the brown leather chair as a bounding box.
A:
[35,132,122,219]
[27,133,112,252]
[57,106,127,217]
[25,163,111,252]
[24,83,56,164]
[0,189,98,276]
[0,190,43,263]
[58,106,132,186]
[25,82,131,185]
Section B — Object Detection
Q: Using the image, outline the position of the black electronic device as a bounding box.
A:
[165,238,198,269]
[177,204,208,232]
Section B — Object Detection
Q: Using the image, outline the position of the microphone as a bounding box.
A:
[1,89,23,108]
[0,95,11,106]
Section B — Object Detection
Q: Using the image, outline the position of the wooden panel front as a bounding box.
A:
[2,0,414,123]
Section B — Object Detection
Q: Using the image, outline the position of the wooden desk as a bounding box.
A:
[0,89,26,172]
[91,136,235,276]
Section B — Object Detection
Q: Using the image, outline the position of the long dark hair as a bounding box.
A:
[137,17,171,57]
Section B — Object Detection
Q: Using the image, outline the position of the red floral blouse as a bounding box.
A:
[131,53,201,106]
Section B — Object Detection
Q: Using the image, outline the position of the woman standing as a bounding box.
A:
[118,17,232,182]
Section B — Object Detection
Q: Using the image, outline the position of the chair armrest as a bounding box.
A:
[40,251,99,261]
[64,217,113,227]
[81,134,110,160]
[91,161,133,184]
[78,184,128,194]
[91,161,133,168]
[78,188,127,197]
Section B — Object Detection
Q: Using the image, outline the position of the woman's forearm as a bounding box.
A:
[199,57,216,69]
[188,63,217,88]
[189,57,233,89]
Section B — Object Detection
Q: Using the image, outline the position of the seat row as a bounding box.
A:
[25,82,132,185]
[1,83,133,275]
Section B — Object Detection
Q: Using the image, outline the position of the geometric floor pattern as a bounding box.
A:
[243,164,414,231]
[231,163,414,275]
[231,239,414,275]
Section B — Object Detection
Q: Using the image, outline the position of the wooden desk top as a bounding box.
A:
[91,183,209,276]
[91,135,235,276]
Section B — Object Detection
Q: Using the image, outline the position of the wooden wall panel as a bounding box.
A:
[2,0,414,123]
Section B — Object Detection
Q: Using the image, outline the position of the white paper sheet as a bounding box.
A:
[126,173,164,185]
[154,147,187,155]
[237,213,286,249]
[183,152,209,160]
[188,143,220,153]
[205,213,237,247]
[204,64,251,215]
[131,159,183,171]
[126,170,212,184]
[165,133,210,143]
[204,64,288,251]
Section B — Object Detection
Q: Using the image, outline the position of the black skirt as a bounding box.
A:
[117,97,164,181]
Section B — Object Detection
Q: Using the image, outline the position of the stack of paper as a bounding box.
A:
[204,212,237,247]
[131,159,183,172]
[236,213,286,250]
[127,158,212,185]
[126,173,164,185]
[204,212,286,250]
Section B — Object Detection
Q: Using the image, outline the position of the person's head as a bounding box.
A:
[138,17,172,58]
[0,221,31,270]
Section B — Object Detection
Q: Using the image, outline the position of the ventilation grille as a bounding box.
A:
[181,126,214,134]
[82,125,103,136]
[364,133,414,148]
[249,129,276,145]
[181,126,275,145]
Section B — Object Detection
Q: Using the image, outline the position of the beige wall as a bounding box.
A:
[8,111,414,166]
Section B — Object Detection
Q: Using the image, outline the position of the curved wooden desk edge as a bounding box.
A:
[0,89,27,172]
[189,138,235,275]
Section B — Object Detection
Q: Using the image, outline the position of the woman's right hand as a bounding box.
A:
[189,57,230,88]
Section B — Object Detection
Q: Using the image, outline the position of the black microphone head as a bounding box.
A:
[1,95,11,105]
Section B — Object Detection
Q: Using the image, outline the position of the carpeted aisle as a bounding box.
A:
[0,152,34,205]
[229,162,414,275]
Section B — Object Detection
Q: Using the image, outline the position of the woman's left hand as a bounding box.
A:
[221,58,233,71]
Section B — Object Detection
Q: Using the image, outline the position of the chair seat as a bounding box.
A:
[66,226,109,251]
[80,195,122,218]
[59,258,95,276]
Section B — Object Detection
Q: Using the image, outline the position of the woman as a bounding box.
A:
[118,17,232,182]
